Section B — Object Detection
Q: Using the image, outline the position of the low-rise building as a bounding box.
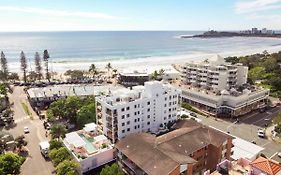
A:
[63,123,114,174]
[115,120,234,175]
[27,85,122,108]
[96,81,180,143]
[118,70,150,87]
[180,84,269,117]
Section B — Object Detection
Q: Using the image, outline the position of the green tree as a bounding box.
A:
[76,103,96,129]
[43,50,50,82]
[64,96,82,120]
[151,70,160,80]
[100,163,124,175]
[55,159,80,175]
[64,70,85,80]
[49,139,64,150]
[0,51,8,81]
[34,52,42,80]
[20,51,28,83]
[0,84,7,95]
[15,135,28,151]
[248,67,266,83]
[8,72,19,81]
[89,64,98,77]
[0,152,25,175]
[48,99,66,120]
[105,62,112,72]
[48,147,71,166]
[50,124,67,139]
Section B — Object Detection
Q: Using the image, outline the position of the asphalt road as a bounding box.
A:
[3,86,54,175]
[193,107,281,162]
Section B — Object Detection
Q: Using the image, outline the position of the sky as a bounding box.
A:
[0,0,281,31]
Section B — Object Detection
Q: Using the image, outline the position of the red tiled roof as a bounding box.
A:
[250,157,281,175]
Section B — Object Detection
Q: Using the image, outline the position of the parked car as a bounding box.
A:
[278,152,281,158]
[190,113,197,117]
[23,126,30,134]
[257,129,265,138]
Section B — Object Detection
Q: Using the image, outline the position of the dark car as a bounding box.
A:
[190,113,197,118]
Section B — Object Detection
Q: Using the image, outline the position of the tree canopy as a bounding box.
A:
[0,152,25,175]
[49,147,71,166]
[55,159,80,175]
[50,124,67,139]
[100,163,125,175]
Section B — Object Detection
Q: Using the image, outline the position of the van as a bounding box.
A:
[39,141,50,158]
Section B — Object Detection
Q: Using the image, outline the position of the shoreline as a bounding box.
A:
[6,44,281,74]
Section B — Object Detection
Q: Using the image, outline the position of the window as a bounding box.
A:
[134,119,137,122]
[122,130,125,133]
[164,104,167,107]
[122,115,125,119]
[127,121,130,125]
[121,108,125,112]
[127,128,130,132]
[138,118,140,122]
[134,105,137,108]
[147,108,150,112]
[126,114,130,118]
[122,123,125,126]
[147,122,150,125]
[147,101,150,105]
[147,115,150,119]
[126,107,130,110]
[134,126,137,129]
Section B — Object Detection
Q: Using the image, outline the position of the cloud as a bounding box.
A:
[235,0,281,14]
[0,6,122,20]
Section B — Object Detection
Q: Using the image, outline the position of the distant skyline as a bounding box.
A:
[0,0,281,32]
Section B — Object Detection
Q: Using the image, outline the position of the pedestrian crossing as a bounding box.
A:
[14,116,30,123]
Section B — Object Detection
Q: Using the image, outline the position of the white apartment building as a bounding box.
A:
[95,81,180,143]
[180,55,248,91]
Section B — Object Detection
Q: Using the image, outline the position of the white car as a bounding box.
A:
[24,126,30,134]
[278,152,281,158]
[257,129,265,138]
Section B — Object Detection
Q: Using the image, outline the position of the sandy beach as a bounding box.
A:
[6,43,281,75]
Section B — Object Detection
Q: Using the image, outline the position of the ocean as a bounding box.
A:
[1,31,281,72]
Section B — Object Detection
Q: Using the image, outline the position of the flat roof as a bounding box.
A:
[232,137,264,160]
[27,84,124,98]
[65,132,86,148]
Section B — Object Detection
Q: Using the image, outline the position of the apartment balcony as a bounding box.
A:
[98,119,103,125]
[121,158,145,175]
[106,116,112,122]
[106,110,112,116]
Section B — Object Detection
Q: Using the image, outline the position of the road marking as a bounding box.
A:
[241,112,259,122]
[270,152,278,159]
[14,116,30,123]
[261,141,271,147]
[253,109,280,125]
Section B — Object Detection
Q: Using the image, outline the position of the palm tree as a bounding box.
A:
[50,124,67,140]
[0,51,8,81]
[105,62,112,72]
[43,50,50,82]
[34,52,42,81]
[15,135,27,151]
[89,64,98,78]
[20,51,28,83]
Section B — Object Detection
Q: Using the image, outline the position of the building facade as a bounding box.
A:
[115,120,234,175]
[96,81,180,143]
[118,71,150,87]
[180,85,269,117]
[180,55,248,91]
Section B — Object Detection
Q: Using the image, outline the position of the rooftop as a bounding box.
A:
[250,157,281,175]
[63,123,113,160]
[116,120,233,175]
[27,84,124,99]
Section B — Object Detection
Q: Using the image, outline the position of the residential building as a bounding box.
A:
[180,55,248,91]
[63,123,114,174]
[96,81,180,143]
[211,156,281,175]
[27,84,122,108]
[118,70,150,87]
[115,120,234,175]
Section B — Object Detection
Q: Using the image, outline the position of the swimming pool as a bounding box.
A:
[79,135,96,154]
